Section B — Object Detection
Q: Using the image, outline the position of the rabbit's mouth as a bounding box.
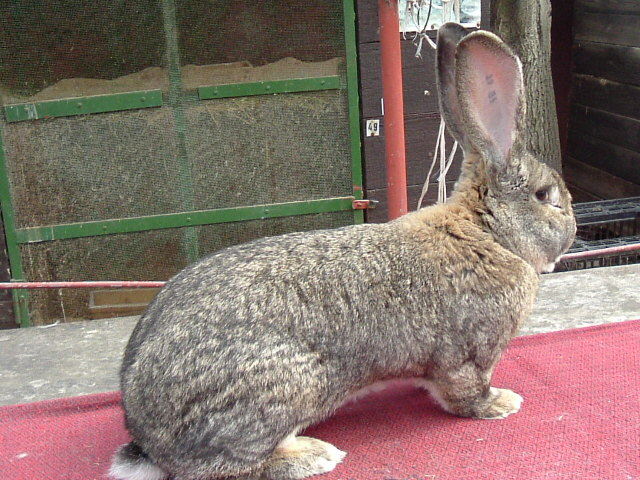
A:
[540,256,562,274]
[541,262,557,274]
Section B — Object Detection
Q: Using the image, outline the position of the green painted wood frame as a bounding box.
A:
[3,90,163,122]
[198,76,342,100]
[15,197,358,244]
[343,0,365,225]
[0,0,364,326]
[0,126,29,326]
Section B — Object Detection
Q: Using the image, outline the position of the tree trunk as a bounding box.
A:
[491,0,562,173]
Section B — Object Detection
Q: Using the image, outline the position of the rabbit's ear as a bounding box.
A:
[455,31,525,166]
[436,22,471,151]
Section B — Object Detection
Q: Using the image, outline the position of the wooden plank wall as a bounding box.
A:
[566,0,640,200]
[356,0,484,222]
[551,0,577,161]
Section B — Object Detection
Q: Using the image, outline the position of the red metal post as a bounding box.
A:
[379,0,408,220]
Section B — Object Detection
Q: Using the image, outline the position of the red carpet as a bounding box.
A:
[1,321,638,480]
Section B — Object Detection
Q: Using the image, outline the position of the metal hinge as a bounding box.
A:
[352,199,379,210]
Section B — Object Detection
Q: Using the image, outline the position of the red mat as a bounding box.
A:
[1,321,638,480]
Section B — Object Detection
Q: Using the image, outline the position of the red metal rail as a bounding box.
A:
[0,281,166,289]
[0,244,638,290]
[558,243,640,261]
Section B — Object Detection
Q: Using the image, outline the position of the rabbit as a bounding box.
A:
[110,23,576,480]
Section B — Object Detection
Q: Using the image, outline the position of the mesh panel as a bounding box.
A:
[3,108,182,227]
[21,211,353,324]
[177,0,346,88]
[0,1,167,103]
[186,90,353,209]
[1,2,356,324]
[3,92,352,228]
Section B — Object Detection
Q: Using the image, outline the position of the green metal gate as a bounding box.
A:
[0,0,364,326]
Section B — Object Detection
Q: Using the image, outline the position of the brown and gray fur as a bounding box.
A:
[111,24,576,480]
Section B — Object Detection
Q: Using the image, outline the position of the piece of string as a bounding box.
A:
[417,117,459,209]
[418,118,442,208]
[411,0,460,209]
[440,135,458,201]
[402,0,436,58]
[59,288,67,323]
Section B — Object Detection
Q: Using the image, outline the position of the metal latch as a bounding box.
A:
[352,199,379,210]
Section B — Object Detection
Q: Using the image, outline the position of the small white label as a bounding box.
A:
[366,119,380,137]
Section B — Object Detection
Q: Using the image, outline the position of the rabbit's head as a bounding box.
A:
[436,23,576,273]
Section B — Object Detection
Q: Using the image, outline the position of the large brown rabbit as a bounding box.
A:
[111,23,576,480]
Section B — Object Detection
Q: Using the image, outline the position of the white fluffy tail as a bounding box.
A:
[109,442,167,480]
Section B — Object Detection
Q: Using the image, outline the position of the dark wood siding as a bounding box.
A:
[356,0,472,222]
[356,0,578,220]
[551,0,576,160]
[566,0,640,200]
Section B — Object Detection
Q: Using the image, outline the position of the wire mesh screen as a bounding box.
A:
[177,0,346,87]
[3,90,352,228]
[0,2,356,324]
[3,108,181,227]
[0,1,167,102]
[21,212,353,325]
[186,91,353,209]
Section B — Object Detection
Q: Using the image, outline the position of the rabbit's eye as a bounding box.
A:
[535,189,549,202]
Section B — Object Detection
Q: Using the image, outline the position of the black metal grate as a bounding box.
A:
[557,197,640,272]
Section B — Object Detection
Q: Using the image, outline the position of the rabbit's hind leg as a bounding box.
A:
[421,362,523,420]
[260,433,346,480]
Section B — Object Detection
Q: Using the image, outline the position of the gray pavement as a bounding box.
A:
[1,264,638,406]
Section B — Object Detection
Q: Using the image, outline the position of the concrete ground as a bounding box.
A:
[0,264,639,406]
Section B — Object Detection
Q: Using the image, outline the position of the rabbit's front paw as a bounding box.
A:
[262,436,346,480]
[479,387,523,419]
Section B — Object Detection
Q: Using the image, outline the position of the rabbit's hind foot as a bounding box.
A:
[261,435,346,480]
[419,364,523,420]
[478,387,523,419]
